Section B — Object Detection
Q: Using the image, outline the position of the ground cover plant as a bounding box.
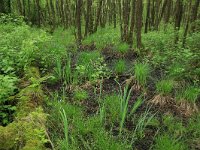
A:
[0,1,200,150]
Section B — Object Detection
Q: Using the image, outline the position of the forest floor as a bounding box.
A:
[0,18,200,150]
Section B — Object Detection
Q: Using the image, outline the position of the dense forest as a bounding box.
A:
[0,0,200,150]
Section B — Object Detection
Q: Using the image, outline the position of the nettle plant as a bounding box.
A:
[76,51,110,82]
[0,75,18,126]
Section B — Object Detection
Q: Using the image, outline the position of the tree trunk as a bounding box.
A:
[190,0,200,32]
[76,0,82,45]
[182,1,192,47]
[17,0,23,15]
[128,0,136,44]
[144,0,150,33]
[0,0,5,13]
[50,0,56,30]
[113,0,117,28]
[35,0,41,27]
[136,0,143,48]
[85,0,92,36]
[174,0,183,44]
[94,0,103,32]
[122,0,131,42]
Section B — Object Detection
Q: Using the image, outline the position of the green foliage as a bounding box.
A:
[118,86,132,135]
[142,28,174,52]
[83,26,121,49]
[0,13,24,25]
[142,28,200,83]
[59,108,69,150]
[93,129,129,150]
[115,43,129,55]
[76,51,109,82]
[0,75,18,125]
[132,107,155,141]
[73,89,89,101]
[134,62,150,86]
[162,114,186,137]
[187,32,200,51]
[156,79,174,95]
[176,86,200,103]
[187,114,200,140]
[0,23,51,75]
[104,94,121,123]
[154,134,187,150]
[114,59,126,74]
[0,107,48,150]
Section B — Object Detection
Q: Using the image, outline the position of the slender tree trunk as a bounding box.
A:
[27,0,31,21]
[128,0,136,44]
[174,0,183,44]
[76,0,82,45]
[164,0,172,30]
[35,0,41,27]
[22,0,26,16]
[151,0,155,29]
[182,1,192,47]
[158,0,168,26]
[136,0,143,48]
[50,0,56,30]
[122,0,131,42]
[60,0,66,27]
[94,0,103,32]
[190,0,200,32]
[17,0,23,15]
[113,0,117,28]
[118,0,123,41]
[85,0,92,36]
[144,0,150,33]
[0,0,5,13]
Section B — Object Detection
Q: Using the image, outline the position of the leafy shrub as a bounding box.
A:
[0,75,18,125]
[142,28,200,83]
[142,28,174,52]
[187,32,200,51]
[115,59,126,74]
[76,51,109,81]
[0,23,51,74]
[0,13,24,25]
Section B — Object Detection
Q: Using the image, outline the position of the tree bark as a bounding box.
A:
[128,0,136,44]
[94,0,103,32]
[174,0,183,44]
[136,0,143,48]
[190,0,200,32]
[76,0,82,45]
[144,0,150,33]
